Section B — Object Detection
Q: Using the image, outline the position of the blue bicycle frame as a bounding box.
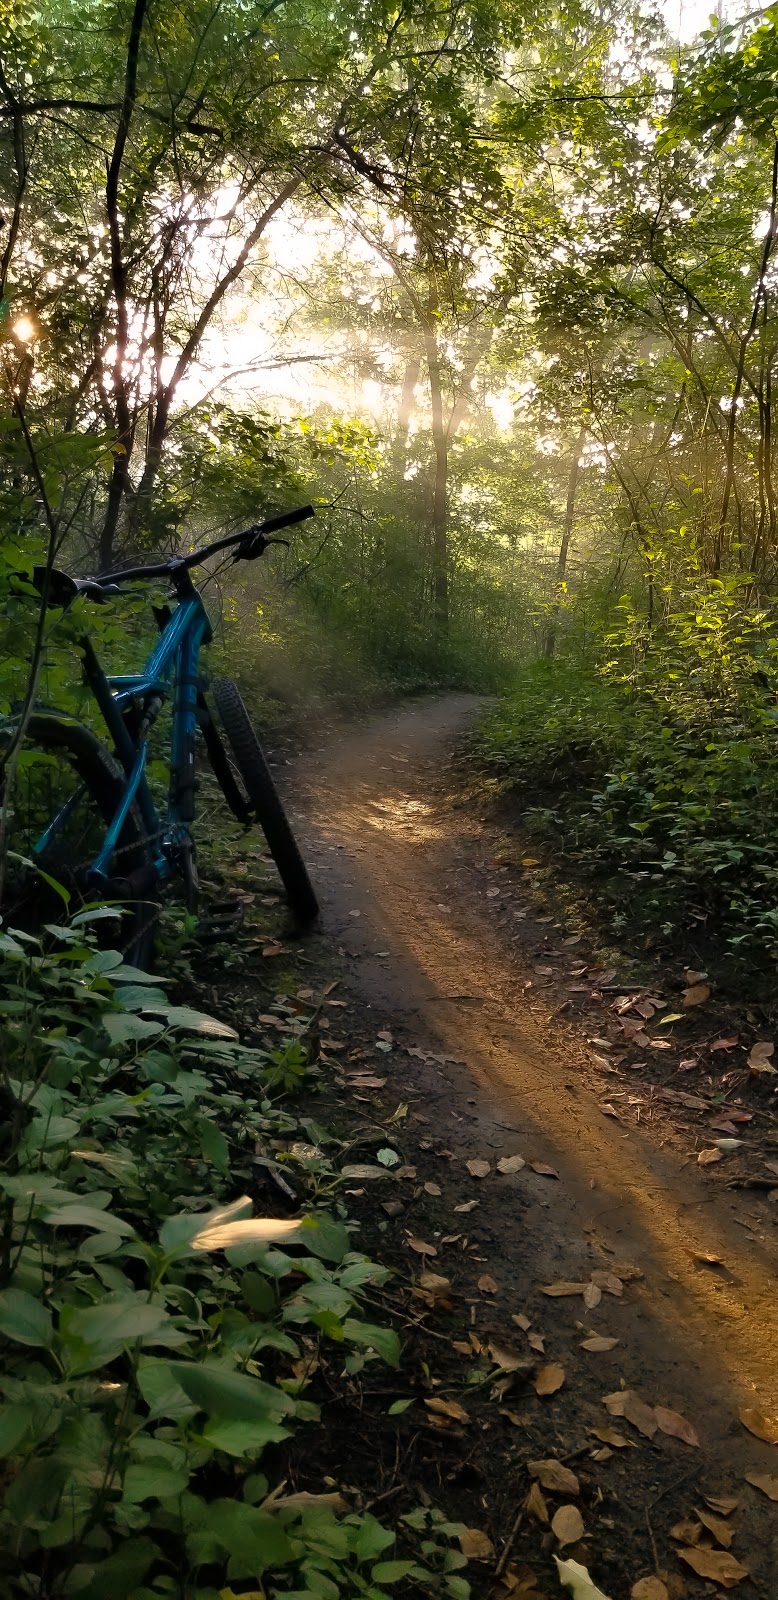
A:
[36,581,213,891]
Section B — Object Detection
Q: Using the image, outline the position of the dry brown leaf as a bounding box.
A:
[454,1199,479,1213]
[535,1363,565,1396]
[677,1547,748,1588]
[478,1273,499,1295]
[583,1282,602,1310]
[670,1519,702,1545]
[488,1341,527,1371]
[512,1313,531,1331]
[747,1041,776,1073]
[466,1158,491,1179]
[500,1408,528,1427]
[740,1406,778,1444]
[424,1396,469,1425]
[527,1332,546,1354]
[416,1270,452,1307]
[697,1147,723,1166]
[654,1406,700,1447]
[551,1504,584,1547]
[497,1155,526,1174]
[458,1527,495,1560]
[589,1270,623,1296]
[348,1075,387,1089]
[630,1582,669,1600]
[525,1482,549,1524]
[608,1262,643,1283]
[590,1425,633,1448]
[704,1495,738,1516]
[528,1458,580,1496]
[423,1181,442,1197]
[603,1389,658,1438]
[407,1235,437,1256]
[745,1471,778,1500]
[529,1161,559,1178]
[382,1200,403,1217]
[682,983,711,1008]
[540,1281,590,1297]
[581,1335,619,1352]
[688,1249,725,1267]
[695,1507,733,1548]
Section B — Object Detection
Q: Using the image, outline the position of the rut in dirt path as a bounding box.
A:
[289,693,778,1582]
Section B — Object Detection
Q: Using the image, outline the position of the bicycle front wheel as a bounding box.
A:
[208,679,319,925]
[0,712,156,966]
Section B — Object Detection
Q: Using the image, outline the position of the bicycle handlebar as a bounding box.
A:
[95,503,315,585]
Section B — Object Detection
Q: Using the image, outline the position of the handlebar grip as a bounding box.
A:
[259,504,315,535]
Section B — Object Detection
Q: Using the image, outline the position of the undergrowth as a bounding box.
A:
[476,654,778,968]
[0,919,471,1600]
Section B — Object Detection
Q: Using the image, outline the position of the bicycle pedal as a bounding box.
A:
[196,900,246,942]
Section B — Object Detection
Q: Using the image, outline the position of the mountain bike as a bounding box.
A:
[0,506,319,966]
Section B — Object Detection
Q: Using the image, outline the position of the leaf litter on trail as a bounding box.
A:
[457,1527,494,1560]
[739,1406,778,1444]
[551,1505,584,1547]
[529,1160,559,1178]
[603,1390,658,1438]
[497,1154,526,1174]
[528,1459,580,1495]
[745,1471,778,1499]
[682,982,711,1007]
[704,1494,738,1515]
[478,1272,499,1294]
[535,1363,565,1396]
[695,1507,733,1547]
[654,1406,700,1446]
[747,1041,776,1073]
[580,1335,619,1352]
[454,1198,479,1213]
[525,1482,549,1524]
[406,1234,437,1257]
[466,1158,491,1179]
[553,1556,612,1600]
[631,1582,669,1600]
[676,1547,749,1588]
[424,1396,469,1426]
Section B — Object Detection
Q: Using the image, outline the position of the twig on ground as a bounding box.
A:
[494,1502,526,1577]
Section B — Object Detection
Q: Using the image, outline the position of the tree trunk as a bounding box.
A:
[544,426,585,658]
[424,320,449,632]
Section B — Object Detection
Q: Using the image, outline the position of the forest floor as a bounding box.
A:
[206,694,778,1600]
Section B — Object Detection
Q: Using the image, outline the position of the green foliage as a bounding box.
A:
[477,583,778,962]
[0,924,455,1598]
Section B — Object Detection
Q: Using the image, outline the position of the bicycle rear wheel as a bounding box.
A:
[207,678,319,925]
[0,712,156,966]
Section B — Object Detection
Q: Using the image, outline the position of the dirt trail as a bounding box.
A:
[293,693,778,1587]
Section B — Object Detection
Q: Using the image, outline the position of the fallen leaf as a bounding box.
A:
[552,1505,584,1547]
[583,1282,602,1310]
[529,1161,559,1178]
[553,1557,613,1600]
[688,1249,725,1267]
[603,1389,657,1438]
[527,1331,545,1354]
[670,1518,703,1545]
[497,1155,526,1174]
[528,1458,580,1495]
[416,1271,452,1306]
[711,1035,739,1051]
[745,1471,778,1500]
[457,1527,494,1560]
[488,1341,527,1371]
[541,1281,590,1298]
[500,1408,528,1427]
[677,1547,748,1588]
[423,1181,442,1197]
[589,1425,633,1448]
[682,983,711,1008]
[424,1396,469,1425]
[348,1075,387,1089]
[684,968,708,984]
[512,1313,531,1331]
[478,1273,498,1294]
[382,1200,403,1217]
[704,1495,738,1516]
[342,1163,395,1180]
[407,1235,437,1257]
[261,944,285,957]
[455,1199,479,1213]
[654,1406,700,1447]
[580,1335,619,1352]
[695,1507,733,1547]
[747,1040,775,1073]
[630,1582,669,1600]
[589,1270,623,1296]
[535,1363,565,1396]
[697,1147,723,1166]
[525,1482,549,1524]
[466,1159,491,1179]
[740,1406,778,1444]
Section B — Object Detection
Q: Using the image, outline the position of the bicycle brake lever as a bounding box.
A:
[233,533,290,562]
